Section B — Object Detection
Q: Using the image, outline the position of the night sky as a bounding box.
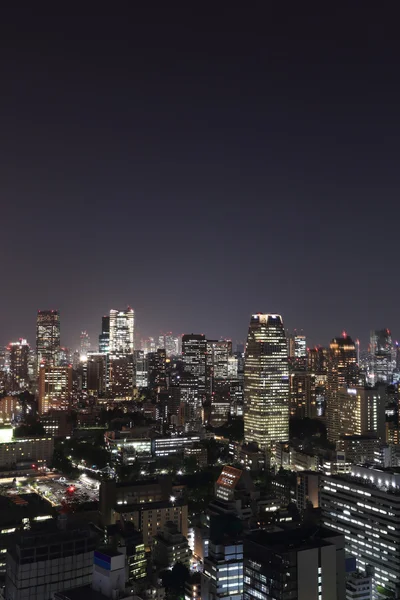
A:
[1,5,400,351]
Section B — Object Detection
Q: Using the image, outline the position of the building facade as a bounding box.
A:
[38,365,72,414]
[244,314,289,449]
[321,467,400,598]
[109,308,134,354]
[36,310,60,370]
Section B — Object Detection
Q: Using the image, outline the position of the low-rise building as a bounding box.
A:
[153,521,191,569]
[0,435,54,469]
[5,518,99,600]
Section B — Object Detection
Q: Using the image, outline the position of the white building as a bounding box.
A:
[321,467,400,598]
[109,308,135,354]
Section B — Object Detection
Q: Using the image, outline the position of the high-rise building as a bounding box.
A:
[158,333,180,357]
[289,371,316,418]
[206,340,232,395]
[58,347,71,367]
[36,310,60,370]
[244,525,346,600]
[99,315,110,353]
[38,365,72,414]
[326,334,358,442]
[147,349,167,391]
[321,466,400,599]
[79,330,90,360]
[182,334,207,425]
[331,386,387,442]
[182,334,207,394]
[370,329,395,384]
[133,350,148,388]
[8,339,30,391]
[108,354,134,399]
[308,346,328,374]
[86,352,107,396]
[109,308,134,353]
[288,332,307,360]
[244,314,289,449]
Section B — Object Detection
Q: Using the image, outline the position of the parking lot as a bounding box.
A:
[0,472,100,507]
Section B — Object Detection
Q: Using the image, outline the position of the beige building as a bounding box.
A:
[38,365,72,414]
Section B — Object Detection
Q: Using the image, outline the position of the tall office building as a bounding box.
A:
[79,331,90,359]
[8,339,30,391]
[370,329,395,384]
[244,314,289,449]
[147,349,167,391]
[321,466,400,599]
[308,346,328,374]
[182,334,207,399]
[86,352,107,396]
[38,365,72,414]
[331,385,387,442]
[158,333,180,357]
[36,310,60,370]
[288,332,307,360]
[133,350,148,388]
[326,335,358,442]
[289,371,316,418]
[99,316,110,353]
[108,354,134,399]
[109,308,134,353]
[206,340,232,395]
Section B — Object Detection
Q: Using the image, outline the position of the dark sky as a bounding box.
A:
[1,5,400,351]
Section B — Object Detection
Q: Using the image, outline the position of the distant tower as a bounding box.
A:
[36,310,60,370]
[109,308,134,354]
[244,314,289,449]
[80,331,90,360]
[370,329,394,384]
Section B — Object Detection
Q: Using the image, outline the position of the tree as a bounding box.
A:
[161,562,189,600]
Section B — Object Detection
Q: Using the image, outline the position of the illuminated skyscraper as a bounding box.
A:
[370,328,395,384]
[244,314,289,449]
[158,333,180,357]
[206,340,232,391]
[79,331,90,360]
[36,310,60,370]
[182,334,207,399]
[182,334,207,429]
[133,350,148,388]
[8,339,30,391]
[38,365,72,414]
[326,334,358,442]
[99,316,110,353]
[109,308,134,353]
[288,332,307,359]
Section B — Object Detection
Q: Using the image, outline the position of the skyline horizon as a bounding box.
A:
[2,305,398,355]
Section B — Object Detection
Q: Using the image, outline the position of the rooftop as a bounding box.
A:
[0,493,54,525]
[245,525,338,554]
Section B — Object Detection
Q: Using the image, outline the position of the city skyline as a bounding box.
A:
[2,7,400,351]
[2,306,400,354]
